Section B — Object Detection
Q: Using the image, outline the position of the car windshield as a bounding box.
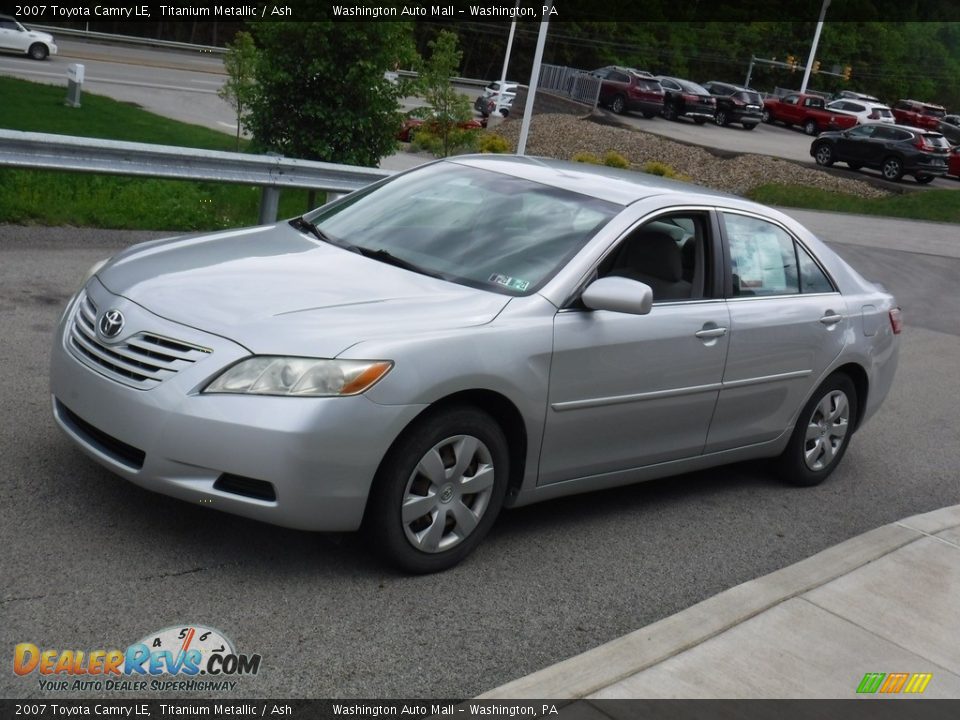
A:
[303,162,619,296]
[923,133,950,149]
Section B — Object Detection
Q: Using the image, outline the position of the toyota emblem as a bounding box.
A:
[98,309,125,339]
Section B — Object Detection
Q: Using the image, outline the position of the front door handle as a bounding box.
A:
[819,312,843,326]
[695,327,728,339]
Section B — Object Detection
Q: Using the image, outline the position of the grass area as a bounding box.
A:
[0,76,316,230]
[746,183,960,224]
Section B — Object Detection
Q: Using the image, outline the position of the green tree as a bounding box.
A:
[218,30,258,151]
[415,30,473,158]
[248,19,415,166]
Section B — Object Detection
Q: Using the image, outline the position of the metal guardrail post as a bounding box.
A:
[259,187,281,225]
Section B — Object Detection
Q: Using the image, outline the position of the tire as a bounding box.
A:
[847,162,862,170]
[803,119,819,136]
[776,373,858,487]
[28,43,49,61]
[881,156,904,181]
[610,95,626,114]
[715,110,729,127]
[364,405,509,574]
[663,103,678,121]
[915,175,935,184]
[693,117,707,125]
[813,143,834,167]
[762,109,773,124]
[742,123,757,131]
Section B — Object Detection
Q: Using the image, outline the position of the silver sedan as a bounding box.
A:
[50,156,901,572]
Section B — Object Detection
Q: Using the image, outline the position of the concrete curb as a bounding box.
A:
[480,505,960,699]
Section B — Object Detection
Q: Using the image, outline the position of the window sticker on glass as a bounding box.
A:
[488,273,530,292]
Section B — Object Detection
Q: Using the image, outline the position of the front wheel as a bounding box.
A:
[715,110,729,126]
[610,95,626,114]
[28,43,49,61]
[663,103,678,121]
[814,144,834,167]
[364,406,509,573]
[762,109,773,124]
[803,119,819,136]
[776,374,857,487]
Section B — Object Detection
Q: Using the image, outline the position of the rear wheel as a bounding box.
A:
[28,43,49,61]
[762,108,773,124]
[881,156,904,181]
[776,374,857,487]
[814,143,835,167]
[610,95,626,114]
[364,406,509,574]
[663,103,678,121]
[803,119,819,136]
[915,175,935,184]
[715,110,729,126]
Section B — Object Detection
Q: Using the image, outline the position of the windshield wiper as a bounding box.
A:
[289,216,357,252]
[355,247,444,279]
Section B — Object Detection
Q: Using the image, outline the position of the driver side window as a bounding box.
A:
[599,213,711,303]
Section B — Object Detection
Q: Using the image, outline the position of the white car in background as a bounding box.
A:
[826,99,895,125]
[0,14,57,60]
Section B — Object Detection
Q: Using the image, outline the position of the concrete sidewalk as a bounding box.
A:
[482,505,960,699]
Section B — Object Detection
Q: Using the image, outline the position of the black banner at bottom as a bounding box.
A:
[2,700,960,720]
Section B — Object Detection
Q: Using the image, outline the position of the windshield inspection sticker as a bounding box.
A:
[489,273,530,292]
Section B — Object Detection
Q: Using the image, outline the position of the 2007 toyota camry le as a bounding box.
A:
[51,155,901,573]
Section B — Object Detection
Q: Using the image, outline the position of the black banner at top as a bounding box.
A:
[3,0,960,22]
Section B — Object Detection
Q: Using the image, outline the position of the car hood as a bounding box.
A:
[27,30,54,41]
[97,223,511,357]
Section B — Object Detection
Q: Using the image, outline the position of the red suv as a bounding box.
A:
[892,100,947,130]
[590,66,664,118]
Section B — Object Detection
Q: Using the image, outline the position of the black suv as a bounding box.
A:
[701,81,763,130]
[589,66,664,118]
[811,123,950,183]
[656,76,716,124]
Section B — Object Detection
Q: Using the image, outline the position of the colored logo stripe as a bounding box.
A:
[857,672,932,694]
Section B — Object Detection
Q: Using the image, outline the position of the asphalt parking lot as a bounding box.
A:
[1,217,958,700]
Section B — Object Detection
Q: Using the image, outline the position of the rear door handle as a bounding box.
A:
[695,327,728,339]
[819,313,843,326]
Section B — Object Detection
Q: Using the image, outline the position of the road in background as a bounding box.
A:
[0,211,957,699]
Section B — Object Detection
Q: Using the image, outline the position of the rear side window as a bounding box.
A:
[923,106,946,118]
[722,214,836,297]
[609,71,630,83]
[738,92,762,104]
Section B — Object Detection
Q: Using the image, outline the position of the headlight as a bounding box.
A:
[203,357,393,397]
[81,257,111,287]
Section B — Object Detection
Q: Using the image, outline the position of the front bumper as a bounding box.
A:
[50,282,425,532]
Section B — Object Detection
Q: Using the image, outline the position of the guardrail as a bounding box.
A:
[26,24,226,54]
[0,129,393,224]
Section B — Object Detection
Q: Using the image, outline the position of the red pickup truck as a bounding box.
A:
[892,99,947,130]
[762,93,858,136]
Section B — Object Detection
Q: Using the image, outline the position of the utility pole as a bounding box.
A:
[744,55,756,88]
[800,0,831,94]
[495,2,518,115]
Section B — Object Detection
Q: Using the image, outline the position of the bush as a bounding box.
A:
[411,126,480,157]
[643,160,690,181]
[479,133,511,154]
[603,151,630,169]
[572,151,600,164]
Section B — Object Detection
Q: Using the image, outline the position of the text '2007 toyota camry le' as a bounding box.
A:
[51,156,901,573]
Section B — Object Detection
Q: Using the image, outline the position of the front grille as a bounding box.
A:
[214,474,277,502]
[68,293,211,390]
[56,400,146,469]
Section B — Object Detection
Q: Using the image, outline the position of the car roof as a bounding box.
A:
[447,155,737,206]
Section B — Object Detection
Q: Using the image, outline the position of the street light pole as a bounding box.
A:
[517,4,551,155]
[800,0,831,94]
[495,6,518,115]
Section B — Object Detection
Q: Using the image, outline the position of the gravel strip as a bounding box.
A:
[491,114,891,199]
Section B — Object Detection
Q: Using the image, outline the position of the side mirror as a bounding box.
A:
[581,276,653,315]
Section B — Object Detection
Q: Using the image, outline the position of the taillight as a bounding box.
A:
[682,93,697,103]
[914,136,931,151]
[889,307,902,334]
